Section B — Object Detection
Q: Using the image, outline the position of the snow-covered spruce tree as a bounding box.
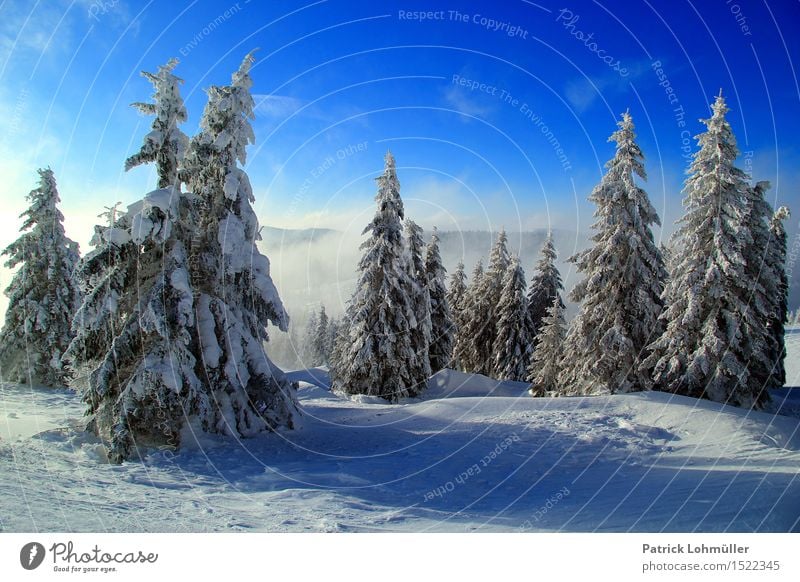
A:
[404,218,432,387]
[0,168,81,386]
[643,94,768,408]
[124,58,189,189]
[424,227,454,372]
[452,260,493,374]
[492,256,532,381]
[766,206,790,387]
[472,229,511,374]
[559,111,666,395]
[526,232,564,347]
[72,188,207,463]
[447,261,468,370]
[330,152,420,401]
[310,305,329,367]
[447,261,467,318]
[71,52,296,462]
[66,202,138,377]
[179,51,298,435]
[67,56,198,460]
[740,180,779,392]
[528,296,566,397]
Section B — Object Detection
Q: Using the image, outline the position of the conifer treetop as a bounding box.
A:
[125,58,189,189]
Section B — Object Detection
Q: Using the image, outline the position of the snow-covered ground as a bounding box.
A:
[1,335,798,533]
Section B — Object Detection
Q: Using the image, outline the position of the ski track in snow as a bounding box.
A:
[1,336,799,533]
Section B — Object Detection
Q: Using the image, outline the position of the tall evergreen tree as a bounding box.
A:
[405,219,432,387]
[474,229,511,373]
[70,52,296,463]
[560,111,666,395]
[493,256,532,381]
[740,180,778,393]
[124,58,189,189]
[526,233,564,346]
[71,187,205,463]
[0,168,81,386]
[331,152,420,401]
[766,206,790,387]
[452,260,488,374]
[447,261,468,319]
[424,227,454,372]
[180,50,297,434]
[528,297,566,397]
[67,203,136,375]
[643,93,768,408]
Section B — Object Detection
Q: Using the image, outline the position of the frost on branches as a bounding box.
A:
[69,52,296,463]
[560,112,666,396]
[0,168,81,386]
[446,261,468,370]
[447,261,467,318]
[644,94,768,409]
[70,188,205,463]
[331,152,420,401]
[765,205,790,388]
[528,297,566,397]
[741,181,786,392]
[492,256,532,381]
[424,228,454,372]
[482,230,512,371]
[452,261,490,374]
[180,51,297,439]
[124,58,189,189]
[456,231,511,375]
[526,233,564,346]
[67,202,139,375]
[404,219,432,387]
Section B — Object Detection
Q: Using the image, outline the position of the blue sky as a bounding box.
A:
[0,0,798,257]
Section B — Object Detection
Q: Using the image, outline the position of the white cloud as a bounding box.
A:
[252,94,304,118]
[563,61,651,113]
[442,85,494,119]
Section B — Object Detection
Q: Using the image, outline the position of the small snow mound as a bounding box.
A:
[422,368,530,400]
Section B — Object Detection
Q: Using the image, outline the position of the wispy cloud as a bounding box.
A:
[442,84,494,119]
[0,1,68,66]
[0,1,134,76]
[252,94,304,118]
[563,60,651,113]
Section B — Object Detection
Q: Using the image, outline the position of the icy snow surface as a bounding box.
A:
[0,334,798,532]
